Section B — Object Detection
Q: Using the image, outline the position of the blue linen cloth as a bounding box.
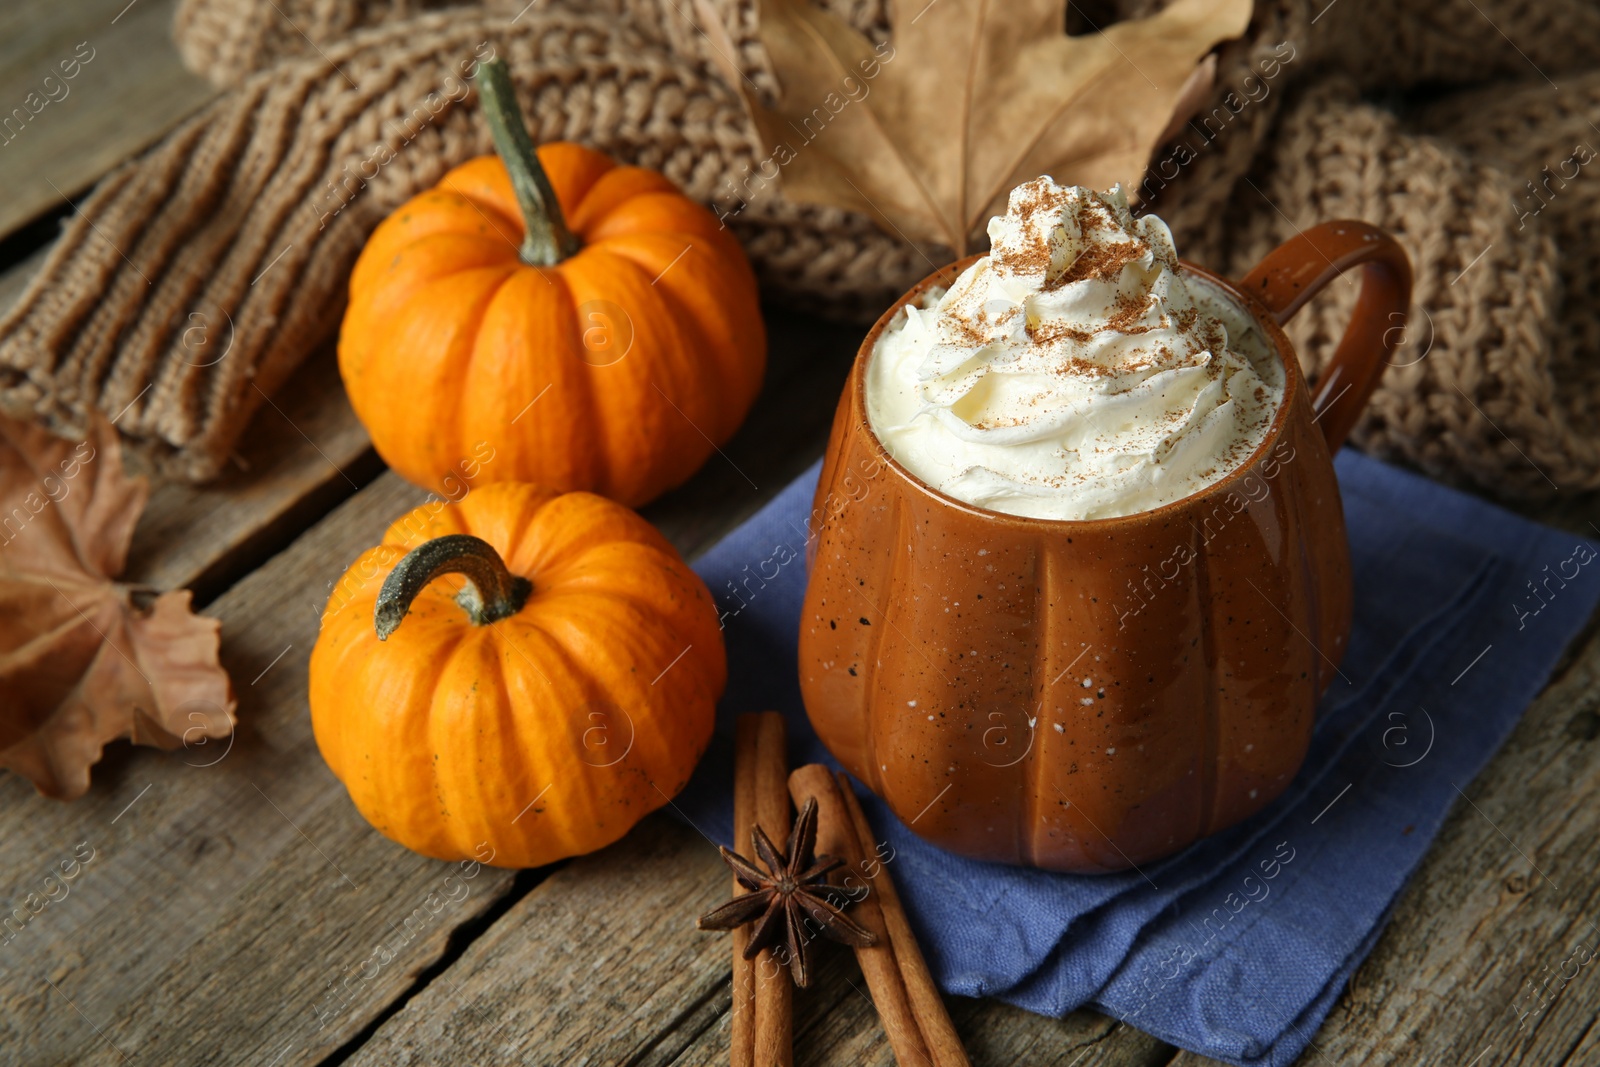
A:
[677,449,1600,1066]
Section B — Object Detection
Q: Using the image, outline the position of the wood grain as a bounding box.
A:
[340,814,735,1066]
[340,806,1173,1067]
[125,345,380,601]
[0,0,215,239]
[0,473,526,1066]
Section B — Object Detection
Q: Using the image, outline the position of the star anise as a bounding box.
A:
[696,796,876,987]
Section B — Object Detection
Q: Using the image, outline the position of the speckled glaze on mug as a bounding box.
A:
[798,220,1413,872]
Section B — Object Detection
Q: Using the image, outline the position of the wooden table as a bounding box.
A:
[4,3,1599,1063]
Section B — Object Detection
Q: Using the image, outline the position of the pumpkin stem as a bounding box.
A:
[475,57,581,267]
[374,534,533,640]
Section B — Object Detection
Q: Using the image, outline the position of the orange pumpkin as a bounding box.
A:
[308,482,726,868]
[338,59,765,507]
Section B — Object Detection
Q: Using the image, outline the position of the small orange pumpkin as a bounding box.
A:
[338,59,765,507]
[308,482,726,868]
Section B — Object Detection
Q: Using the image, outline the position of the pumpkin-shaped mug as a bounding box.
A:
[798,221,1412,872]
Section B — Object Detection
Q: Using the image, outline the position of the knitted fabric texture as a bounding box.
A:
[1,0,1598,493]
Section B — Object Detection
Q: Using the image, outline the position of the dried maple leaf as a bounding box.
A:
[0,412,235,799]
[705,0,1252,254]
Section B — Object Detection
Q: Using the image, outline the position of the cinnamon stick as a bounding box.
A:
[788,765,933,1067]
[838,771,971,1067]
[730,715,760,1067]
[751,713,793,1067]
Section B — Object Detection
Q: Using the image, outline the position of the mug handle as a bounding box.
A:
[1237,220,1414,452]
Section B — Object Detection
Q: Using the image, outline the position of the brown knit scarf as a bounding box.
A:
[2,0,1599,497]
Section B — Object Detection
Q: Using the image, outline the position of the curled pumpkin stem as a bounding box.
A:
[475,56,581,267]
[375,534,533,640]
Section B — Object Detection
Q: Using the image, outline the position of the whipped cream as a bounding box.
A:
[866,179,1282,521]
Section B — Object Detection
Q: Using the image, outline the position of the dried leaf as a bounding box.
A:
[0,413,234,799]
[718,0,1252,254]
[1157,52,1218,147]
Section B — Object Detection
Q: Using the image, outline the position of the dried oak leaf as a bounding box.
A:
[0,412,235,799]
[705,0,1252,254]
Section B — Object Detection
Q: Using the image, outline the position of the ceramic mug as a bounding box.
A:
[798,220,1413,872]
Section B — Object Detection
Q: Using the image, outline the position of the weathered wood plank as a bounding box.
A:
[343,810,1175,1067]
[772,962,1174,1067]
[0,473,525,1066]
[125,344,381,601]
[0,0,214,239]
[950,1008,1174,1067]
[339,814,733,1066]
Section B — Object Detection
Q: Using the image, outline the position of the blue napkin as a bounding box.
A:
[677,449,1600,1066]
